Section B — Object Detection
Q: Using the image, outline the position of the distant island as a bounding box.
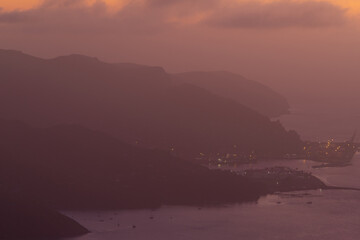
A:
[0,49,302,159]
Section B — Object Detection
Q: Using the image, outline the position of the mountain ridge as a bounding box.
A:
[0,49,301,158]
[172,71,290,117]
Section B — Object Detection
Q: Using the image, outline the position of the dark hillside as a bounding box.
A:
[0,50,301,158]
[0,120,266,209]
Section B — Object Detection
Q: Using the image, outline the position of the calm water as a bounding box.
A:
[65,107,360,240]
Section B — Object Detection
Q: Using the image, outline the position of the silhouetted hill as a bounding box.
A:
[0,119,266,209]
[0,50,301,158]
[0,193,88,239]
[172,71,290,117]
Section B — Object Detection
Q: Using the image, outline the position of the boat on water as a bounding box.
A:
[304,132,358,164]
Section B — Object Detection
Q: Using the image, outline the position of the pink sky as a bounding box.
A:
[1,0,360,103]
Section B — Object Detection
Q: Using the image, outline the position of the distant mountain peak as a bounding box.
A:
[0,49,42,62]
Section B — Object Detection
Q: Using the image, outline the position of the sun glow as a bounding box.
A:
[313,0,360,15]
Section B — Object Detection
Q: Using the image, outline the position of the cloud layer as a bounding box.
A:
[0,0,348,31]
[0,10,31,23]
[206,1,347,29]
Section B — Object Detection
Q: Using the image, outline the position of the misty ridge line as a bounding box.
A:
[0,48,301,159]
[0,48,289,117]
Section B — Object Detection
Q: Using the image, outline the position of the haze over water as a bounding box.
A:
[277,104,360,142]
[3,1,360,239]
[66,105,360,240]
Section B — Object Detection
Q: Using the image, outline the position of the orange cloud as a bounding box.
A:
[0,0,350,28]
[327,0,360,15]
[250,0,359,15]
[0,0,359,14]
[0,0,132,11]
[0,0,42,11]
[206,1,347,29]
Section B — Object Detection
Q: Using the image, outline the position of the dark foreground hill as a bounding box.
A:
[0,194,88,240]
[0,119,266,210]
[172,71,289,117]
[0,49,302,158]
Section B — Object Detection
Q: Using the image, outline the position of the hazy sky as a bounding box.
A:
[1,0,360,103]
